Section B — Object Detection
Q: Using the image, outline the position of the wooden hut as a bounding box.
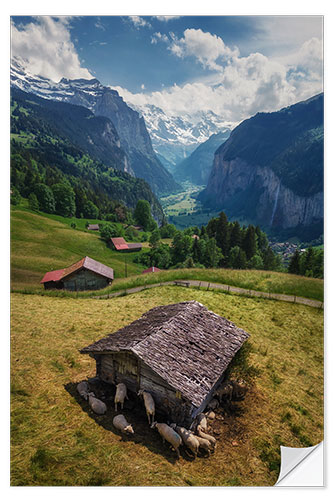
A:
[110,237,142,252]
[40,256,114,291]
[87,224,100,231]
[80,301,250,425]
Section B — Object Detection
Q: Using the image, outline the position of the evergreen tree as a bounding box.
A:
[215,212,230,257]
[228,246,247,269]
[300,247,316,276]
[192,236,200,263]
[206,218,218,239]
[204,238,223,268]
[149,229,161,248]
[243,225,257,260]
[263,247,278,270]
[229,221,242,248]
[288,249,301,275]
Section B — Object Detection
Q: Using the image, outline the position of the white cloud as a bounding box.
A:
[11,16,92,82]
[154,16,182,22]
[151,32,169,44]
[128,16,151,29]
[167,28,239,71]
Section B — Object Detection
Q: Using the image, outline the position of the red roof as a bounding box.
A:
[40,256,114,284]
[142,267,161,274]
[111,237,129,250]
[40,268,65,284]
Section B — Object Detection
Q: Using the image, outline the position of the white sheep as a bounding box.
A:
[88,392,107,415]
[194,434,212,456]
[151,422,182,458]
[138,389,155,425]
[196,427,217,451]
[114,382,128,411]
[170,424,199,458]
[77,380,89,400]
[113,414,134,435]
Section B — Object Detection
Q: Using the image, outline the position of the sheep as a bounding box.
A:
[170,424,199,458]
[194,434,212,456]
[114,382,128,411]
[230,379,248,400]
[137,389,155,425]
[77,380,90,401]
[88,393,107,415]
[196,427,217,451]
[151,422,182,458]
[194,413,208,433]
[215,381,234,403]
[113,414,134,435]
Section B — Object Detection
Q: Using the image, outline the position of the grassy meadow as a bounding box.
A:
[11,286,324,486]
[10,206,149,289]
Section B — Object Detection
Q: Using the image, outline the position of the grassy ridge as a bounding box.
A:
[11,206,323,302]
[11,206,149,289]
[11,287,323,486]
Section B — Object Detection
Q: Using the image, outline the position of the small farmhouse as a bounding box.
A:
[110,237,142,252]
[80,301,250,425]
[142,266,161,274]
[40,256,114,291]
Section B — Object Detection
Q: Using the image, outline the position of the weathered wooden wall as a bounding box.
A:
[98,353,194,425]
[62,269,111,291]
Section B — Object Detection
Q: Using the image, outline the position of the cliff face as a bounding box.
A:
[205,156,323,229]
[199,93,323,234]
[10,58,180,196]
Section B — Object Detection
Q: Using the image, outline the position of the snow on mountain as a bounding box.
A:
[130,103,235,171]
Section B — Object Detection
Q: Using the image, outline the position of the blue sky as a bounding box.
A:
[11,15,323,122]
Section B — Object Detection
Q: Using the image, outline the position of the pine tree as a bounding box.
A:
[215,211,230,257]
[242,225,257,260]
[288,249,301,275]
[230,221,242,248]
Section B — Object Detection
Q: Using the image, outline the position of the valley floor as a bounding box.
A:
[11,287,323,486]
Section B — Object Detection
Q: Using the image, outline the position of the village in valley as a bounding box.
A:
[10,13,324,488]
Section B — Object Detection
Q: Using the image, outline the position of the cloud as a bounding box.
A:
[114,38,322,123]
[154,16,182,22]
[128,16,151,29]
[94,18,106,31]
[151,32,169,44]
[167,28,239,71]
[11,16,92,82]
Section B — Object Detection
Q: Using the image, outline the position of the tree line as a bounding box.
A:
[134,208,281,271]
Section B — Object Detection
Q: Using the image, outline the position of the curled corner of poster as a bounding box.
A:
[275,441,324,486]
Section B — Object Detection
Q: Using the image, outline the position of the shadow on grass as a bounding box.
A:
[64,380,196,465]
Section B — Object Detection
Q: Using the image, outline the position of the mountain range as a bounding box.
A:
[131,103,234,172]
[10,87,164,221]
[199,93,324,239]
[11,57,179,196]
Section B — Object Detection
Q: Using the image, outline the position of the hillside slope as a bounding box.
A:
[11,57,180,196]
[199,94,323,238]
[10,88,164,221]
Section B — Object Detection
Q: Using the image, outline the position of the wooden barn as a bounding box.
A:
[40,256,114,291]
[80,301,250,425]
[87,224,100,231]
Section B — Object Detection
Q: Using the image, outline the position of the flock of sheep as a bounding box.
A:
[76,378,247,460]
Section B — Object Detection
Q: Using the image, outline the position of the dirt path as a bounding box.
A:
[94,280,323,309]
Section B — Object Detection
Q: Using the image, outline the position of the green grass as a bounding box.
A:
[11,287,324,485]
[11,206,149,290]
[11,205,323,302]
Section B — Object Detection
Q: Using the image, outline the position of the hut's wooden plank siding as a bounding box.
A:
[100,353,139,393]
[63,269,110,291]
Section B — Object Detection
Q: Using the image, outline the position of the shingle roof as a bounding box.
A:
[80,301,250,408]
[40,256,114,283]
[111,237,129,250]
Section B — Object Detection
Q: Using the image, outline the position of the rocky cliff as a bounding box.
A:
[11,57,179,196]
[199,94,323,237]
